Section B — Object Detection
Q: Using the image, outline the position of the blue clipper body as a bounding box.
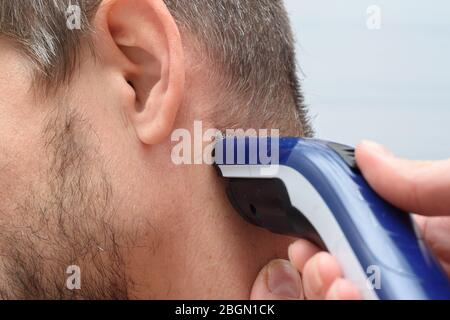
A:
[214,137,450,300]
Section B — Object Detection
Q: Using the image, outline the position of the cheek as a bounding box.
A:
[0,106,50,210]
[0,59,52,203]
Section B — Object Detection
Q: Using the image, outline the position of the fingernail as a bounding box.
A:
[267,260,301,298]
[313,254,325,292]
[360,140,394,157]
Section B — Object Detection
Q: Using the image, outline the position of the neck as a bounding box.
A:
[125,164,292,299]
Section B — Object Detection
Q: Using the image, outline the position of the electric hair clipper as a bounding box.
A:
[214,137,450,300]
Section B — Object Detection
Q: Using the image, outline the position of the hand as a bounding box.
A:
[250,141,450,300]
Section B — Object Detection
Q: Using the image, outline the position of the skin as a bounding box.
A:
[251,141,450,300]
[3,0,443,300]
[0,0,294,299]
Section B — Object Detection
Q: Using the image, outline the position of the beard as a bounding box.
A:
[0,108,132,299]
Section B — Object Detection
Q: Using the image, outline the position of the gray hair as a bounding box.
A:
[0,0,99,89]
[0,0,312,136]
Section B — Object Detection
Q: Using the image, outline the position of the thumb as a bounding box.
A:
[356,141,450,216]
[250,259,304,300]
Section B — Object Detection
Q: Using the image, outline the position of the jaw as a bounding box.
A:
[122,164,293,299]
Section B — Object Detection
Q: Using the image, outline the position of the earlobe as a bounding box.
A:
[106,0,185,145]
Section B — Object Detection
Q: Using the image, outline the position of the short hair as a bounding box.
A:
[0,0,313,136]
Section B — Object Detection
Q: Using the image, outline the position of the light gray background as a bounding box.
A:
[284,0,450,160]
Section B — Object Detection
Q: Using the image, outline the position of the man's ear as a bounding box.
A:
[102,0,185,145]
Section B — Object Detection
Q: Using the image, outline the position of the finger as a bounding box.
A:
[250,259,304,300]
[356,140,450,216]
[325,278,361,300]
[413,214,450,276]
[441,262,450,278]
[288,239,321,273]
[302,252,342,300]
